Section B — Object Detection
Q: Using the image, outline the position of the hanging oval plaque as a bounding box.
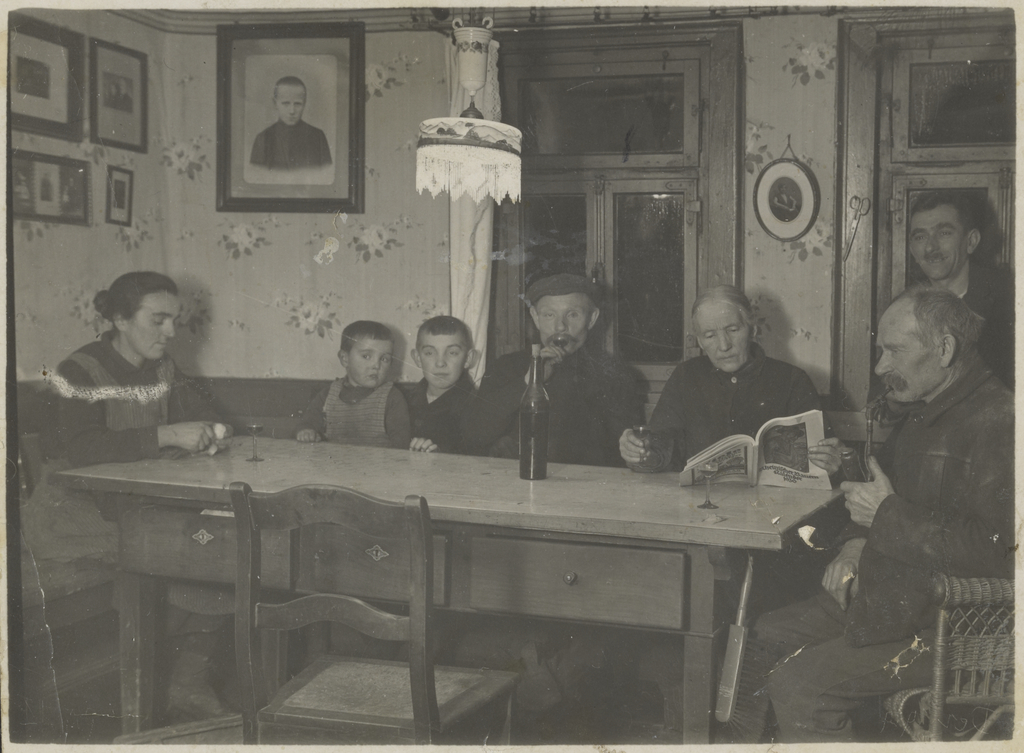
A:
[752,158,821,242]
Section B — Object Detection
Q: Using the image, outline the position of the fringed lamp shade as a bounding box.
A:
[416,16,522,204]
[416,118,522,203]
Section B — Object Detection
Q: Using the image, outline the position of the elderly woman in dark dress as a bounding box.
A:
[28,271,235,722]
[620,284,841,474]
[616,285,844,732]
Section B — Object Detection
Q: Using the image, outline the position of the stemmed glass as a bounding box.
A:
[550,333,573,349]
[698,460,719,509]
[246,423,264,462]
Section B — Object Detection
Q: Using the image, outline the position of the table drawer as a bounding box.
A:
[120,506,292,590]
[306,529,449,606]
[468,536,686,629]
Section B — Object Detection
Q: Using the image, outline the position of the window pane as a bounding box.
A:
[523,194,587,292]
[521,75,686,156]
[615,194,686,362]
[909,60,1015,146]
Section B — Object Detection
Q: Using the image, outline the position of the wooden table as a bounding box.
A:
[57,438,841,743]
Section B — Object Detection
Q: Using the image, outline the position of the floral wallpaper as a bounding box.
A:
[742,15,838,394]
[15,10,843,397]
[13,10,450,384]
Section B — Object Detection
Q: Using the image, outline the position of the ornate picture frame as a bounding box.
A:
[105,166,134,226]
[12,151,91,226]
[89,38,149,153]
[9,13,85,141]
[216,22,365,213]
[752,158,820,242]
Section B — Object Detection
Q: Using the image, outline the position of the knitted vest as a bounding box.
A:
[66,352,173,430]
[323,379,393,447]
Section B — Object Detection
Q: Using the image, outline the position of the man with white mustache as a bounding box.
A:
[751,285,1014,742]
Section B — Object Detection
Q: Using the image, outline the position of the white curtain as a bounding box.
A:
[446,39,502,384]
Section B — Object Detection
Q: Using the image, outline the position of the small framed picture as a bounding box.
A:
[12,151,90,226]
[752,158,821,242]
[216,22,365,213]
[105,166,134,226]
[89,38,148,153]
[9,13,85,141]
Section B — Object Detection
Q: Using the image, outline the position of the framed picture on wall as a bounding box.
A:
[89,38,148,152]
[752,158,820,242]
[9,13,85,141]
[12,151,90,226]
[105,166,134,226]
[216,22,365,213]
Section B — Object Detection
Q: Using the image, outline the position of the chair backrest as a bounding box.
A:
[928,574,1014,740]
[228,482,437,743]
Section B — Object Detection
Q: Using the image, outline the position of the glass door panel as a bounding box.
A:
[508,57,702,170]
[604,178,699,370]
[521,193,589,293]
[889,172,1010,304]
[892,46,1015,163]
[521,73,692,156]
[615,194,689,362]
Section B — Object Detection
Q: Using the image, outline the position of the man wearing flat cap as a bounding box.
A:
[454,274,643,726]
[461,273,642,466]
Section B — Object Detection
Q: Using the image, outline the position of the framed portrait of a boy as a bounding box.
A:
[216,22,365,213]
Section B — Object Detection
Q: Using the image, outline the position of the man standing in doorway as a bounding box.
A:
[907,190,1014,388]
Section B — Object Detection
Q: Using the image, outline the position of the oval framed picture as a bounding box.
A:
[752,158,820,241]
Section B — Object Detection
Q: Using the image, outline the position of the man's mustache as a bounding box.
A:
[883,373,908,392]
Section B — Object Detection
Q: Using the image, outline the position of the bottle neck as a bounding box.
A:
[528,354,542,385]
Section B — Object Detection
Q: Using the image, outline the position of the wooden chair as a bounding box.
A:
[885,574,1014,741]
[229,481,518,745]
[16,432,120,743]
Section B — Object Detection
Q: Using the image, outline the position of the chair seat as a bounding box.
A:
[259,656,517,743]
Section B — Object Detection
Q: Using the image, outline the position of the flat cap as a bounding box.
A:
[524,273,601,308]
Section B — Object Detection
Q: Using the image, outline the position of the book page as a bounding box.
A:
[757,410,832,490]
[679,442,753,486]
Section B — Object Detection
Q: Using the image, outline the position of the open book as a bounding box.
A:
[679,409,832,490]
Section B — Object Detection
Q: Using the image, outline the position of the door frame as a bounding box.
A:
[834,10,1015,410]
[491,22,742,361]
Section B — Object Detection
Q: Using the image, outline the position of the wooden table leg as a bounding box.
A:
[681,634,715,743]
[677,545,720,743]
[116,572,156,735]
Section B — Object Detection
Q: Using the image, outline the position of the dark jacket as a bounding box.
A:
[249,120,332,170]
[403,372,476,453]
[963,262,1015,390]
[844,353,1014,647]
[645,343,822,471]
[461,345,643,467]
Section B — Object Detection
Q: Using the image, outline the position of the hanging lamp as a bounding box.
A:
[415,15,522,204]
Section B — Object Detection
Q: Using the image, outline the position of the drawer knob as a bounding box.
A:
[192,529,215,546]
[563,571,578,586]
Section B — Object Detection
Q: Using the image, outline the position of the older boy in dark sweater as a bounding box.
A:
[406,316,478,453]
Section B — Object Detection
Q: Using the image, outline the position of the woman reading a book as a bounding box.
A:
[619,285,842,475]
[618,285,844,710]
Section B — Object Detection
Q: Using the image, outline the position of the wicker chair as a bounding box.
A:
[885,573,1014,741]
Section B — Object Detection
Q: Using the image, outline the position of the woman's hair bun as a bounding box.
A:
[93,290,112,320]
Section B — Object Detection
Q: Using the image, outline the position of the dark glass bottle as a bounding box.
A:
[519,344,550,480]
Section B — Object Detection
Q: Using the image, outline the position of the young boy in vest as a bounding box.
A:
[406,315,478,453]
[297,320,411,448]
